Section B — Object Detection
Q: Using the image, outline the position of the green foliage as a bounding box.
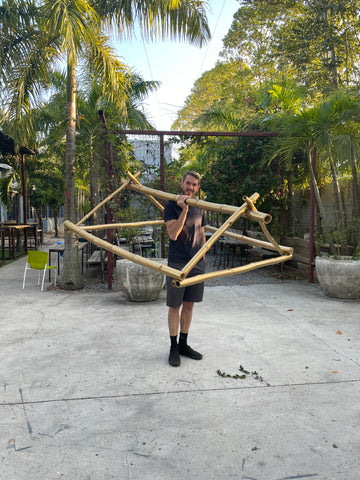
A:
[217,365,267,384]
[0,156,18,209]
[317,215,360,256]
[27,153,64,215]
[173,60,258,131]
[201,134,286,232]
[115,204,142,245]
[220,0,287,81]
[352,246,360,260]
[220,0,360,95]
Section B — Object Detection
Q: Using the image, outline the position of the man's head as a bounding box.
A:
[181,171,201,198]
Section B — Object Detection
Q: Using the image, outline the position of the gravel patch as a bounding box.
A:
[204,255,302,287]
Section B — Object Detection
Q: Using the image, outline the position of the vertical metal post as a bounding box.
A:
[309,148,316,283]
[99,110,114,289]
[160,134,166,258]
[20,152,28,253]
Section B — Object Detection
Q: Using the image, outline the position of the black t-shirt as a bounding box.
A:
[164,200,207,265]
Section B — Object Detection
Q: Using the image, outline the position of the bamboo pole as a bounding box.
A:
[80,220,164,231]
[241,195,271,223]
[127,183,272,223]
[172,254,293,288]
[257,221,285,255]
[64,220,182,279]
[76,172,140,226]
[204,226,293,255]
[243,195,257,211]
[179,195,259,280]
[127,171,164,212]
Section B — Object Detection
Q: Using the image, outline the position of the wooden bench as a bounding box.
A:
[87,249,107,266]
[281,236,319,275]
[245,230,278,260]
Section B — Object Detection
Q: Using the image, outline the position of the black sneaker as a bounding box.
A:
[178,345,203,360]
[169,346,181,367]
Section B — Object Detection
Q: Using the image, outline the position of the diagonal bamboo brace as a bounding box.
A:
[258,221,286,255]
[179,194,260,280]
[172,254,293,288]
[204,226,294,255]
[64,220,182,279]
[76,172,140,226]
[127,170,164,212]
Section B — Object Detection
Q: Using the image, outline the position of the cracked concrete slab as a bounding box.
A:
[1,250,359,480]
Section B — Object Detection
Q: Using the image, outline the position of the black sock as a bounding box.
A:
[170,335,178,349]
[179,332,188,346]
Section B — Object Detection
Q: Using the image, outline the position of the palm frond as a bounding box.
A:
[106,0,211,46]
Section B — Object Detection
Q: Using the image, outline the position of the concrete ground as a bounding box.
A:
[0,237,359,480]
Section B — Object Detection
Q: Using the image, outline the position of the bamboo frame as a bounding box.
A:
[64,220,181,279]
[80,220,164,231]
[64,172,293,287]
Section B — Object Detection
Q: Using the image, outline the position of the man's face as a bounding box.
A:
[181,174,200,198]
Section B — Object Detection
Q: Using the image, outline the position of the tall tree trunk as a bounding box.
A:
[36,208,43,238]
[328,151,345,228]
[287,175,295,236]
[328,151,349,254]
[54,209,59,237]
[309,147,327,221]
[61,56,84,290]
[351,147,360,218]
[350,147,360,246]
[324,6,339,89]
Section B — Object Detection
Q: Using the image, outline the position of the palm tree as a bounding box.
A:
[77,73,159,225]
[267,90,360,252]
[1,0,210,289]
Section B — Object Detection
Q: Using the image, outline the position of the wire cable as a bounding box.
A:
[197,0,227,77]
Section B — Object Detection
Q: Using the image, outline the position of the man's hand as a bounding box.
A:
[177,194,190,210]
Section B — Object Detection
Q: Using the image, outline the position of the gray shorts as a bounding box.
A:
[166,262,206,308]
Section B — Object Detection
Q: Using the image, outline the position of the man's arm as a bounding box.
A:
[166,195,189,241]
[201,226,206,247]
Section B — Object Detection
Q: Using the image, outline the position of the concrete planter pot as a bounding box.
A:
[315,256,360,299]
[116,258,167,302]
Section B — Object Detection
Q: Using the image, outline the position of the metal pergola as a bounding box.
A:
[116,129,316,284]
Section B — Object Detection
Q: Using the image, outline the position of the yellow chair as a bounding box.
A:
[22,250,57,291]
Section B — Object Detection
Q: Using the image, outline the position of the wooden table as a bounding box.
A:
[214,237,251,268]
[131,235,155,257]
[0,223,36,262]
[48,242,90,280]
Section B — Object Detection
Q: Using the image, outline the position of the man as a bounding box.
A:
[164,171,207,367]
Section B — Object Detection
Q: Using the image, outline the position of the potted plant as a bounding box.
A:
[315,219,360,299]
[115,257,167,302]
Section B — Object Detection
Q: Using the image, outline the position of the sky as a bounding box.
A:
[116,0,240,131]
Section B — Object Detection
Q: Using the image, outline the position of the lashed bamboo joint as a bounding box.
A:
[65,172,293,287]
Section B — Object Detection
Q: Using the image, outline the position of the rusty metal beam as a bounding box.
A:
[120,129,279,137]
